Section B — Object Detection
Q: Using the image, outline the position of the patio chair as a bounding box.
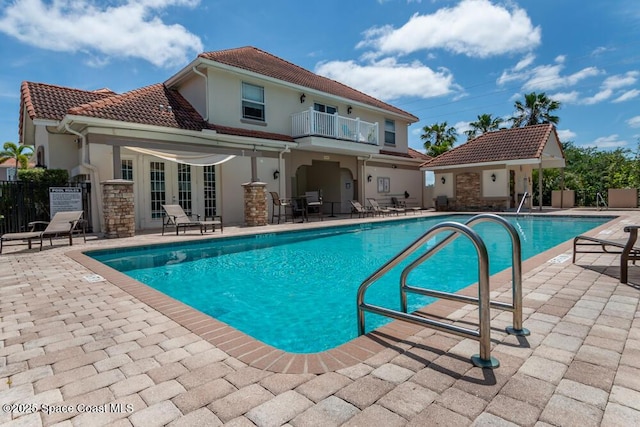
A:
[573,225,640,284]
[304,191,323,221]
[392,196,420,215]
[436,195,449,211]
[269,192,292,224]
[291,197,307,222]
[349,200,373,218]
[0,210,85,254]
[162,204,223,235]
[367,198,391,216]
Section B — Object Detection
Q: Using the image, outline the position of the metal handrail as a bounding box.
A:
[357,221,499,368]
[596,192,608,210]
[398,214,528,336]
[516,191,529,216]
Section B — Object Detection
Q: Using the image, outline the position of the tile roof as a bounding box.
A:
[20,81,112,122]
[421,124,560,168]
[198,47,419,122]
[209,124,294,143]
[379,148,431,161]
[68,83,209,131]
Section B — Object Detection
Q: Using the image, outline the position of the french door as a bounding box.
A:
[141,160,194,229]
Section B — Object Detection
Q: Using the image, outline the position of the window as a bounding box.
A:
[384,119,396,145]
[313,103,337,115]
[242,82,265,121]
[178,164,192,215]
[149,162,165,219]
[121,159,133,180]
[203,165,217,217]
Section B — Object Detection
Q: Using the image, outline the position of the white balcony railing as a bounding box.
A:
[292,108,379,145]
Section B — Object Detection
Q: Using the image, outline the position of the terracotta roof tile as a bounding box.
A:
[209,124,294,142]
[21,81,113,121]
[68,83,210,131]
[422,124,559,168]
[199,47,418,121]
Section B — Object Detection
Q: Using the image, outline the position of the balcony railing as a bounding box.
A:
[292,108,379,145]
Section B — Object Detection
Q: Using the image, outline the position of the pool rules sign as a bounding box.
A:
[49,187,83,219]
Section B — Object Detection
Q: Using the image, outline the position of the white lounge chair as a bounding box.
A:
[0,210,85,253]
[162,204,223,235]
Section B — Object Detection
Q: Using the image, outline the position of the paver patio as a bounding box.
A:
[1,209,639,426]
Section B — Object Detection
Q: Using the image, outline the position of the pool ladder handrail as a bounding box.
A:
[516,191,530,216]
[356,214,530,369]
[596,192,608,211]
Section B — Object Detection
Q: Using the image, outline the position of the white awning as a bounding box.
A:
[125,147,235,166]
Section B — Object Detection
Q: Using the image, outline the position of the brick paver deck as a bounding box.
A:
[1,210,639,426]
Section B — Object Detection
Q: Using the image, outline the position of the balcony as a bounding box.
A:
[292,109,379,148]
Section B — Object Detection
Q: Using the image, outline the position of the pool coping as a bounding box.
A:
[66,212,624,375]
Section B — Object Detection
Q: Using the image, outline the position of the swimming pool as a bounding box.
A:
[89,214,611,353]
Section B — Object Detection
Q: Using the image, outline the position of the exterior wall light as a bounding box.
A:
[367,174,372,182]
[347,106,352,114]
[491,173,496,182]
[300,93,306,103]
[441,176,446,184]
[273,170,280,180]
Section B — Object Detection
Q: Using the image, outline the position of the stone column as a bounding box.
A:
[101,179,135,238]
[242,181,268,226]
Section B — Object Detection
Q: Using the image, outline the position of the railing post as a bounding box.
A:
[356,118,360,142]
[309,107,315,134]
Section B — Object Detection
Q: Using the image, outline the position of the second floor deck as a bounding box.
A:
[292,109,379,146]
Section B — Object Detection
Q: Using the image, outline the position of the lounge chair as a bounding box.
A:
[162,204,223,235]
[269,192,292,224]
[0,210,85,254]
[304,191,323,221]
[349,200,373,218]
[367,198,391,216]
[392,196,420,215]
[573,225,640,283]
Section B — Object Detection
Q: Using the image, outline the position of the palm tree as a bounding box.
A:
[510,92,561,128]
[0,142,34,179]
[420,122,457,157]
[464,114,504,140]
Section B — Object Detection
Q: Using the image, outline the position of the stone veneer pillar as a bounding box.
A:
[241,181,268,226]
[101,179,135,238]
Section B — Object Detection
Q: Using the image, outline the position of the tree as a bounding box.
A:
[510,92,561,128]
[420,122,457,157]
[0,142,34,179]
[464,114,504,140]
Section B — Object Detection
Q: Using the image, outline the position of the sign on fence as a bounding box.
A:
[49,187,83,219]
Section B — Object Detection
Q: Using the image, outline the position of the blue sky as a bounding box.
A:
[0,0,639,153]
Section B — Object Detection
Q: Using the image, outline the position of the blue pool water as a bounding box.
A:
[89,215,611,353]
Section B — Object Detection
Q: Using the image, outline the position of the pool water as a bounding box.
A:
[90,215,611,353]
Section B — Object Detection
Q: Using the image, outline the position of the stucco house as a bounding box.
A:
[19,46,428,232]
[420,124,565,211]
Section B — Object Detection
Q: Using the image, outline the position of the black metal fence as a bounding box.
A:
[0,181,91,234]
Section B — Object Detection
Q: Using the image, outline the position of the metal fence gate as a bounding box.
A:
[0,181,92,235]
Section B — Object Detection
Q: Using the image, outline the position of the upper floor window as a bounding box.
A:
[314,103,337,115]
[242,82,265,121]
[384,119,396,145]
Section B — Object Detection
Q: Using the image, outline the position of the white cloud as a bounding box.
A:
[556,129,576,141]
[315,57,462,101]
[0,0,203,68]
[627,116,640,128]
[582,134,628,149]
[550,91,580,104]
[580,71,639,105]
[499,55,602,91]
[613,89,640,103]
[358,0,540,58]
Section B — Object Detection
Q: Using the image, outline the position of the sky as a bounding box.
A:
[0,0,639,153]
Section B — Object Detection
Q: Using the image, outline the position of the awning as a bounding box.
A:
[125,147,235,166]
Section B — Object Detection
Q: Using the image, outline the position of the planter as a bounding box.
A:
[608,188,638,208]
[551,190,575,208]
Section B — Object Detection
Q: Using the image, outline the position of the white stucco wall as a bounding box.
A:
[482,169,508,197]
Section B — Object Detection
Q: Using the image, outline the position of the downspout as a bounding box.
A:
[65,124,104,233]
[192,66,209,121]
